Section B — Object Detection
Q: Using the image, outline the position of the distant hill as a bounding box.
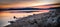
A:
[0,7,60,10]
[0,7,59,12]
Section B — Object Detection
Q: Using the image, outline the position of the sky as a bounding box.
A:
[0,0,60,8]
[0,0,60,27]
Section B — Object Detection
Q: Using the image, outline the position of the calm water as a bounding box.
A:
[0,10,49,27]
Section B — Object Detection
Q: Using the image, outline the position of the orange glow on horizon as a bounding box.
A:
[0,10,50,17]
[0,2,59,8]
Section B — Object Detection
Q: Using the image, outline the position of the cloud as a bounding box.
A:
[0,0,59,8]
[0,0,35,4]
[0,0,59,4]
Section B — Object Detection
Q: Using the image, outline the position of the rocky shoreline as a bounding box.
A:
[5,7,60,27]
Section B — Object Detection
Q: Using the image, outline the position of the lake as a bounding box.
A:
[0,10,49,27]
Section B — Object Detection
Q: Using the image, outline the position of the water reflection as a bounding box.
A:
[0,10,49,27]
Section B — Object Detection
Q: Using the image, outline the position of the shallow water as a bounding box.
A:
[0,10,49,27]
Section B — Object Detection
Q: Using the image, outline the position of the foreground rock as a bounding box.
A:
[5,7,60,27]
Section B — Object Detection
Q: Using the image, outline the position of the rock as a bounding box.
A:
[5,7,60,27]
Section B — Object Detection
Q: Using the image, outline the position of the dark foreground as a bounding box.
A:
[5,7,60,27]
